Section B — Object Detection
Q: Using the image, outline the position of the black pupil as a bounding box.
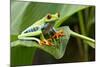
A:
[47,15,51,19]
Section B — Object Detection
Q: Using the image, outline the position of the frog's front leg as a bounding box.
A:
[40,33,53,46]
[50,27,65,39]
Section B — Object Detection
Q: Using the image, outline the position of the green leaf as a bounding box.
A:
[11,26,71,66]
[11,1,31,35]
[54,4,89,28]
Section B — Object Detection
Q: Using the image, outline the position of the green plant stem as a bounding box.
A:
[78,11,88,61]
[78,12,86,34]
[70,30,95,46]
[74,26,84,61]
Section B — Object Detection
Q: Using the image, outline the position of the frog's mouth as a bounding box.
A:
[46,18,59,23]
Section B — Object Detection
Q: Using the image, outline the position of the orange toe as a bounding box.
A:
[52,30,64,39]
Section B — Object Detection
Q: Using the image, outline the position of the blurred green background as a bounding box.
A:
[11,1,95,66]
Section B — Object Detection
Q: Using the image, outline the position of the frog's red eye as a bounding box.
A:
[47,14,51,19]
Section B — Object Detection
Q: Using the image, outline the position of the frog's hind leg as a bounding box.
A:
[18,36,41,44]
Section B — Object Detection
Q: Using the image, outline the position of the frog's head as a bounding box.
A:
[44,12,60,23]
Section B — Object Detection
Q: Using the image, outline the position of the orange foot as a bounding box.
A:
[52,30,64,39]
[40,39,53,46]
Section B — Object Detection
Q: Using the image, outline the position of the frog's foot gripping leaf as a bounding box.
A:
[39,30,64,46]
[52,30,65,39]
[40,39,54,46]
